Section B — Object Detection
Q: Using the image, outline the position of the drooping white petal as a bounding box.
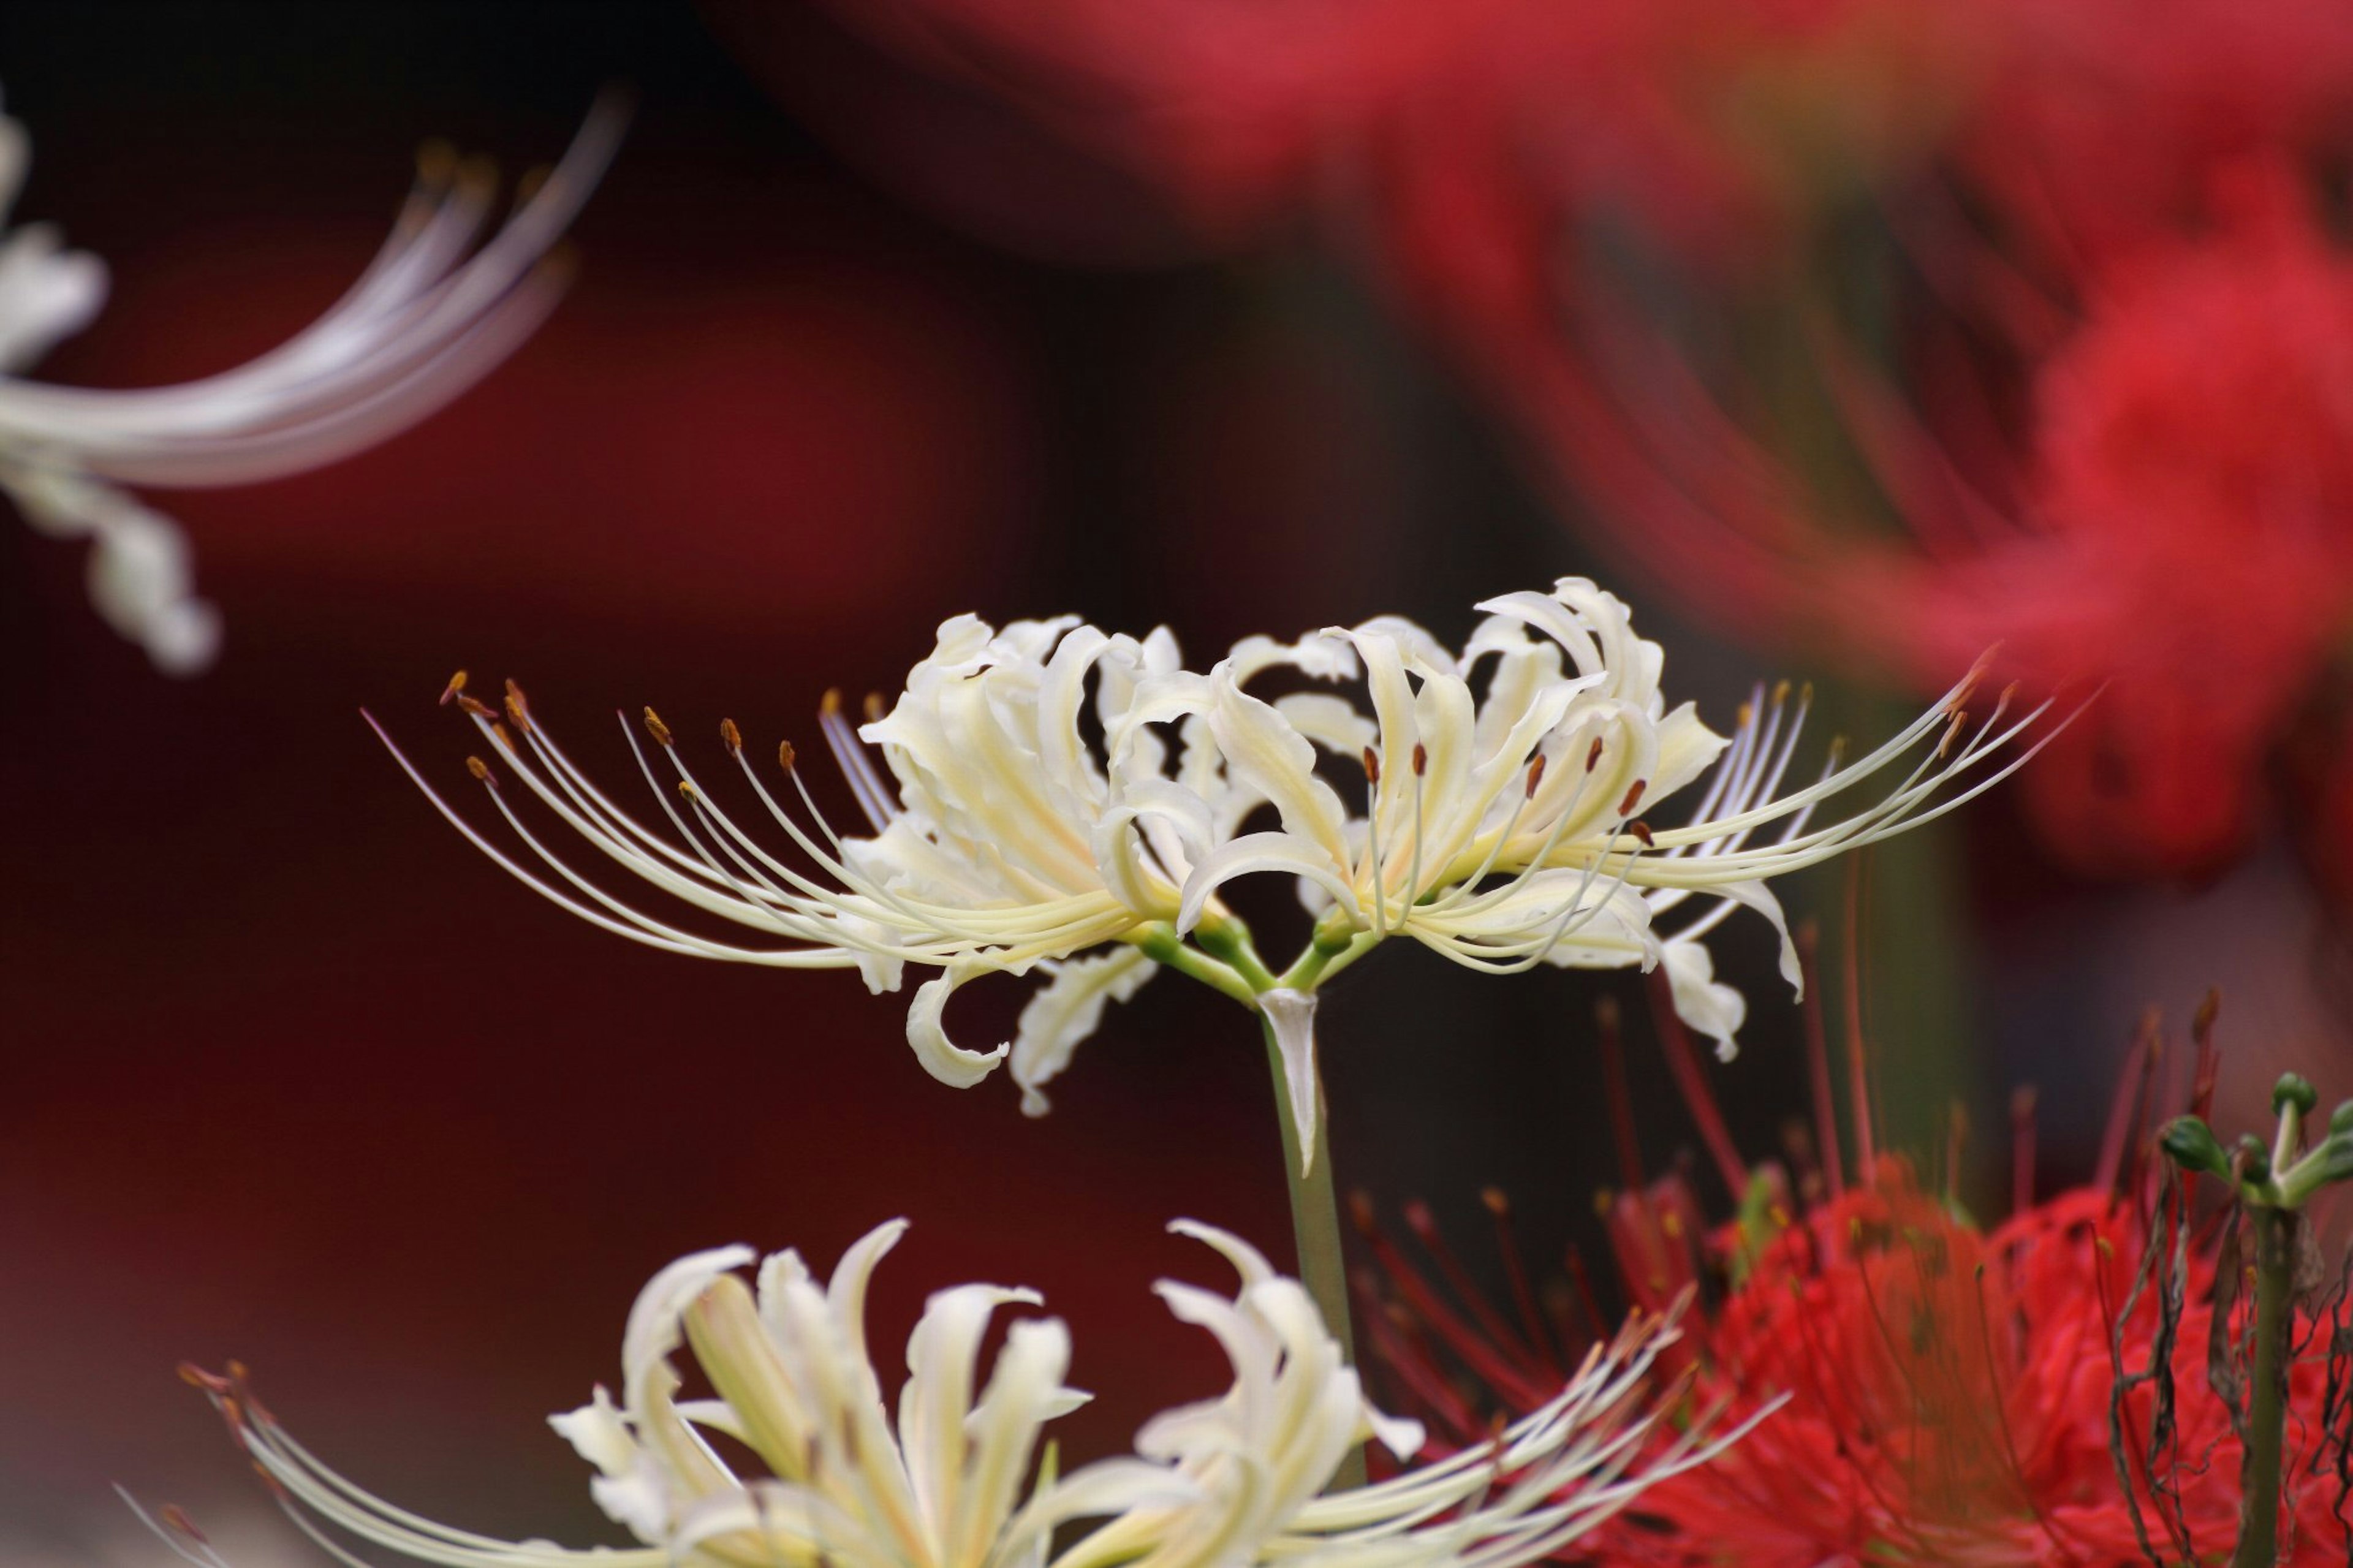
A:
[1659,937,1749,1061]
[907,963,1013,1089]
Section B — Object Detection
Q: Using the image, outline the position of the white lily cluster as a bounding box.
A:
[0,93,621,672]
[379,578,2044,1156]
[184,1220,1762,1568]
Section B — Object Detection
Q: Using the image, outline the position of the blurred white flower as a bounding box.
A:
[377,580,2047,1149]
[0,91,623,673]
[185,1219,1761,1568]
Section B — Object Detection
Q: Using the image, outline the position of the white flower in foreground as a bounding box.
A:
[0,92,623,673]
[376,579,2052,1158]
[184,1219,1765,1568]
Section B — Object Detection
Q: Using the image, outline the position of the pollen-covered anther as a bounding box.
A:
[719,718,743,756]
[1347,1189,1380,1235]
[777,739,797,772]
[820,687,844,719]
[491,722,518,755]
[1626,820,1654,847]
[1412,742,1428,776]
[157,1506,208,1545]
[503,679,531,729]
[1585,736,1605,771]
[1480,1186,1510,1217]
[439,670,469,706]
[1618,779,1647,816]
[414,137,459,186]
[455,694,496,721]
[1938,710,1966,760]
[678,780,699,802]
[863,692,886,723]
[642,707,674,748]
[466,755,498,787]
[178,1362,233,1396]
[1525,753,1547,797]
[1362,746,1381,786]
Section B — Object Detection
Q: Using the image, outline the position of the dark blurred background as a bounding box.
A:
[3,1,2338,1559]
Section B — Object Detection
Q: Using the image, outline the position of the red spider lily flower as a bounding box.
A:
[1358,980,2353,1565]
[1380,125,2353,879]
[752,0,2353,882]
[1928,199,2353,874]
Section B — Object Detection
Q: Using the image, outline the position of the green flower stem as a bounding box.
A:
[1276,920,1374,992]
[2235,1204,2294,1568]
[1195,915,1282,993]
[1132,926,1257,1006]
[1260,1007,1367,1492]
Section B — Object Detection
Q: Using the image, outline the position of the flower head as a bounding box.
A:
[380,580,2048,1156]
[1358,993,2353,1565]
[0,94,623,672]
[184,1219,1760,1568]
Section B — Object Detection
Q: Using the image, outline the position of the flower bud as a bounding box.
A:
[2158,1116,2230,1181]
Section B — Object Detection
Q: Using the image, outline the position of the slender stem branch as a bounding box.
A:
[1259,1010,1366,1492]
[1132,926,1257,1006]
[2235,1205,2294,1568]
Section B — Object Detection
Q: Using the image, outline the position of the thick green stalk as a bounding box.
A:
[1259,1010,1366,1491]
[2235,1205,2294,1568]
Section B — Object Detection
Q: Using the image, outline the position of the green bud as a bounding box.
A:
[2317,1134,2353,1188]
[2158,1116,2231,1181]
[2275,1074,2319,1117]
[2330,1100,2353,1137]
[2237,1133,2273,1184]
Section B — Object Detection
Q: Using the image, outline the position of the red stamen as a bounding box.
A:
[2190,988,2221,1120]
[1482,1187,1564,1379]
[1842,861,1878,1173]
[1595,996,1646,1194]
[1797,920,1846,1200]
[2094,1008,2161,1197]
[2010,1085,2037,1217]
[1404,1200,1547,1375]
[1645,968,1748,1202]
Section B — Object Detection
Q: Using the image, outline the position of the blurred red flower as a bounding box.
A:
[767,0,2353,888]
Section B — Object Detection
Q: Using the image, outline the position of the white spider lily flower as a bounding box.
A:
[374,580,2052,1160]
[184,1219,1769,1568]
[0,93,623,673]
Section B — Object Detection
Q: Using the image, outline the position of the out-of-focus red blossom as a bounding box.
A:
[771,0,2353,885]
[1849,199,2353,876]
[1967,0,2353,265]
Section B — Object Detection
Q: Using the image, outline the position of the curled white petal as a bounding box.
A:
[907,963,1012,1089]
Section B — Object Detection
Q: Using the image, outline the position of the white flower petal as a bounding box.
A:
[906,963,1012,1089]
[1661,936,1748,1061]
